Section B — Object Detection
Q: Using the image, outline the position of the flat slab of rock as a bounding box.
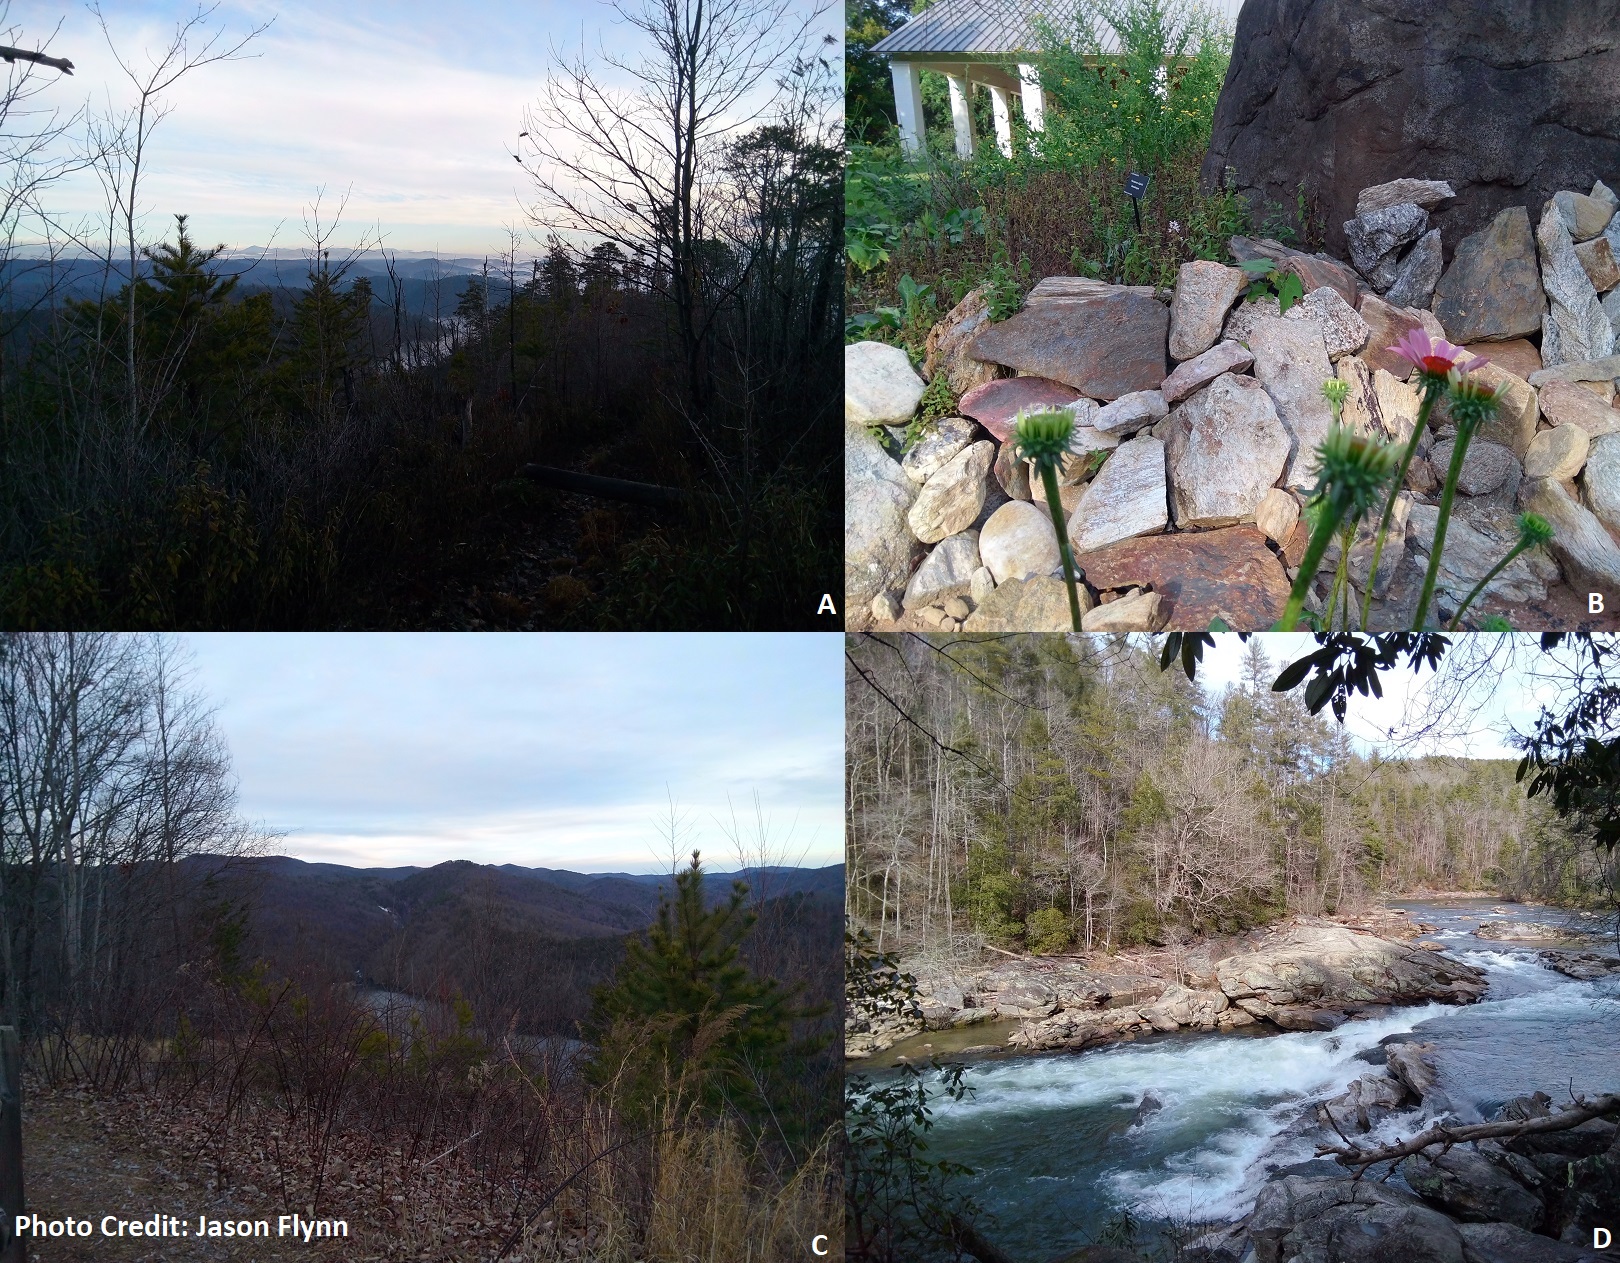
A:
[907,440,994,543]
[901,415,978,483]
[958,376,1082,443]
[846,340,926,427]
[1247,315,1336,488]
[1357,179,1456,216]
[1026,276,1157,303]
[1407,501,1551,605]
[1163,373,1290,528]
[1073,526,1291,630]
[1067,436,1168,553]
[1169,260,1248,360]
[978,499,1060,585]
[968,291,1169,400]
[846,429,923,610]
[1539,380,1620,438]
[923,286,1000,395]
[1093,388,1168,435]
[1080,588,1165,632]
[1162,339,1254,403]
[1433,207,1548,344]
[1216,921,1487,1011]
[1528,353,1620,387]
[1574,235,1620,293]
[902,530,981,610]
[961,575,1086,631]
[1464,337,1542,383]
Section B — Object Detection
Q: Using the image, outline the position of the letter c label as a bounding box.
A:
[811,1234,829,1255]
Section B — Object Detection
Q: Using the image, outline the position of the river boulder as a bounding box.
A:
[1214,920,1488,1023]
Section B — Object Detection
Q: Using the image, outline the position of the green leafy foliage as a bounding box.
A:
[1025,907,1071,954]
[1238,257,1304,314]
[845,930,983,1263]
[1032,0,1232,173]
[586,852,818,1129]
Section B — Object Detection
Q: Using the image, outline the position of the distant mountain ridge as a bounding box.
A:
[183,854,843,980]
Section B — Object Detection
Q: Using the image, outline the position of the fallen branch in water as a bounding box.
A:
[519,464,685,509]
[1317,1091,1620,1173]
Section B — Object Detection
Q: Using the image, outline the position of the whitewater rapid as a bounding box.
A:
[886,907,1620,1256]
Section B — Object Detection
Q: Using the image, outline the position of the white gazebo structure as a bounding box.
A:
[873,0,1244,160]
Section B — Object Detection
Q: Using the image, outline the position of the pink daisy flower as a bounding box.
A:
[1389,328,1487,379]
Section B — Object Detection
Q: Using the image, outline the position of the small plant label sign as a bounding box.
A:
[1124,172,1150,198]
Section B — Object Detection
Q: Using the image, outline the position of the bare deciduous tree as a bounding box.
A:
[515,0,830,407]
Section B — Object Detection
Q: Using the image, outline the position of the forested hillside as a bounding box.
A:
[846,635,1606,957]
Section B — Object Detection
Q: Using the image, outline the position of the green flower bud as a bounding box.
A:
[1015,409,1077,472]
[1516,512,1554,548]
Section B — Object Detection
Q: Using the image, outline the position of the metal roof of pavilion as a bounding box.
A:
[871,0,1243,59]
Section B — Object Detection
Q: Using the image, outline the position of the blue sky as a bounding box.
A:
[181,633,844,872]
[7,0,838,256]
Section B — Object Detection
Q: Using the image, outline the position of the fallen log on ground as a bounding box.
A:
[1318,1091,1620,1172]
[519,464,686,509]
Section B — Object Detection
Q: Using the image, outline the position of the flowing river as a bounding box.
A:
[856,901,1620,1261]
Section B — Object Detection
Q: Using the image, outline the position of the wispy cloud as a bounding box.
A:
[182,632,844,872]
[8,0,833,255]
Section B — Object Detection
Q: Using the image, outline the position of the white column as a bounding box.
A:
[1018,63,1045,135]
[945,72,975,159]
[988,84,1013,157]
[889,61,926,158]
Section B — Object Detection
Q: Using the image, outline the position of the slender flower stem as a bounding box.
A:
[1359,385,1440,629]
[1445,544,1532,630]
[1278,507,1344,631]
[1326,526,1354,632]
[1412,421,1477,630]
[1038,462,1084,631]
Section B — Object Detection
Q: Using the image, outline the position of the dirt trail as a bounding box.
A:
[22,1080,347,1263]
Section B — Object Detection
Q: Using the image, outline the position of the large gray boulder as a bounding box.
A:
[1521,476,1620,595]
[845,429,922,613]
[1538,200,1617,367]
[1247,315,1335,489]
[846,340,925,427]
[1404,1148,1546,1230]
[1215,920,1488,1017]
[1202,0,1620,262]
[1433,207,1548,344]
[1163,373,1291,528]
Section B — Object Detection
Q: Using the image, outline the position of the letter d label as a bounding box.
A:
[1595,1227,1612,1248]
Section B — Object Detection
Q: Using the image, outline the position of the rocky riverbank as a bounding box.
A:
[1171,1070,1620,1263]
[845,912,1491,1060]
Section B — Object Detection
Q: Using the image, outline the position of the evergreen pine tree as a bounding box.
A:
[585,850,801,1124]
